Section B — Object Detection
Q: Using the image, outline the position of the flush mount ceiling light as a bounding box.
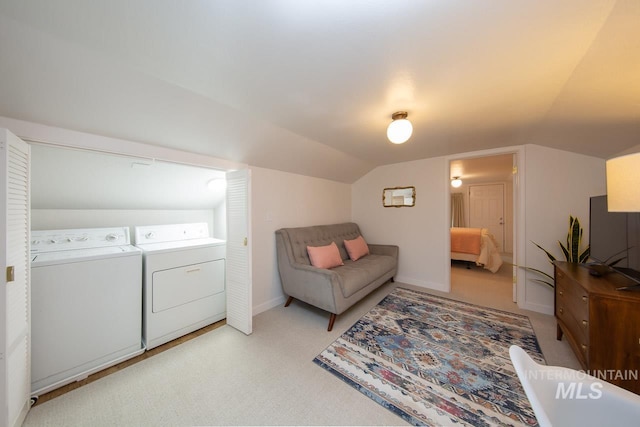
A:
[451,177,462,188]
[387,111,413,144]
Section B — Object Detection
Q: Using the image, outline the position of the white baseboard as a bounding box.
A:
[253,295,286,316]
[520,300,553,315]
[395,275,449,292]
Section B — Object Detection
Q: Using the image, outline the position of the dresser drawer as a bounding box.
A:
[556,273,589,326]
[556,306,589,362]
[554,261,640,394]
[555,267,590,365]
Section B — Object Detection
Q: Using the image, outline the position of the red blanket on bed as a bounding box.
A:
[450,227,482,255]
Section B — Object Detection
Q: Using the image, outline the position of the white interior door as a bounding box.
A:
[1,129,31,427]
[225,169,252,335]
[469,184,505,251]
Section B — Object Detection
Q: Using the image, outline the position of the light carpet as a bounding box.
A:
[314,287,544,426]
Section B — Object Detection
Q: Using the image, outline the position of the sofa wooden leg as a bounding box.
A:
[328,313,337,331]
[390,277,394,283]
[284,296,294,307]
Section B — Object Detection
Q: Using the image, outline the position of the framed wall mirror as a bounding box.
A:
[382,186,416,207]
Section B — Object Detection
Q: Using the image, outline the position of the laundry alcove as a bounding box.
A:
[30,143,228,236]
[28,142,252,336]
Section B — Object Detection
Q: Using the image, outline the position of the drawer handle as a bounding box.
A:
[558,290,564,296]
[582,320,588,327]
[582,296,587,303]
[559,307,564,315]
[581,344,587,351]
[185,268,201,273]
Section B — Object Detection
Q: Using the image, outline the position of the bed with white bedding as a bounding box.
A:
[450,227,503,273]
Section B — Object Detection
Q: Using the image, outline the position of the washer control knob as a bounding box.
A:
[106,233,118,241]
[145,232,156,239]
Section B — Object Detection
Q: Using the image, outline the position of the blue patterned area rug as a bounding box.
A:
[313,287,544,426]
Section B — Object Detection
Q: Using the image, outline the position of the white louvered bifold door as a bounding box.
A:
[225,169,252,335]
[0,129,31,427]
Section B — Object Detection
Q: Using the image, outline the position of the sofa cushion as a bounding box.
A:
[307,242,344,269]
[344,235,370,261]
[282,223,362,265]
[334,254,396,298]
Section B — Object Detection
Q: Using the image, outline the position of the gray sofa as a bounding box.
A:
[275,222,398,331]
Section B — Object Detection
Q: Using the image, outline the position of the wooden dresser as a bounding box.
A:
[554,261,640,394]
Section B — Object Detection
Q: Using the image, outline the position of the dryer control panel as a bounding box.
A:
[134,223,210,245]
[31,227,132,253]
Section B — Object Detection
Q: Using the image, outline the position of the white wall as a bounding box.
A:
[5,116,354,317]
[29,135,225,249]
[5,115,609,316]
[250,166,352,314]
[505,179,514,254]
[522,144,606,313]
[30,142,224,238]
[30,144,227,210]
[0,116,241,171]
[352,157,449,291]
[213,201,227,240]
[352,144,606,314]
[31,209,215,239]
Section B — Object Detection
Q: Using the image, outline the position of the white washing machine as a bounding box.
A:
[134,223,226,350]
[30,227,143,396]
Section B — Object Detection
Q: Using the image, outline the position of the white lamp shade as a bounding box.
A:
[606,152,640,212]
[387,118,413,144]
[451,178,462,188]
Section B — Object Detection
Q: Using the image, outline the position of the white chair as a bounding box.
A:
[509,345,640,427]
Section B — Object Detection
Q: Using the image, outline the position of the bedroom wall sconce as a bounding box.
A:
[387,111,413,144]
[451,177,462,188]
[606,152,640,212]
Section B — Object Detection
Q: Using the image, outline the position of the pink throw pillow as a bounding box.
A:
[307,242,344,269]
[344,235,370,261]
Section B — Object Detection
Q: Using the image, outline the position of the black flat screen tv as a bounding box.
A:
[589,195,640,286]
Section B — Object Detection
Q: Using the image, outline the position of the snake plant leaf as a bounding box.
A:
[579,247,590,263]
[602,247,630,266]
[516,264,554,281]
[530,278,555,289]
[559,241,570,261]
[570,216,581,262]
[523,216,590,289]
[558,216,587,263]
[606,256,626,267]
[532,241,557,263]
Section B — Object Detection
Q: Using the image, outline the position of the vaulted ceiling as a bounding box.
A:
[1,1,639,183]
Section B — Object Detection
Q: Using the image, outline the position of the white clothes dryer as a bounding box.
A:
[134,223,226,350]
[30,227,143,396]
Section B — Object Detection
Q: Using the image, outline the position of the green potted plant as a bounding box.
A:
[521,216,590,289]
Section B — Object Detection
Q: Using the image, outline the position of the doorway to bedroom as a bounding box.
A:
[449,153,516,310]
